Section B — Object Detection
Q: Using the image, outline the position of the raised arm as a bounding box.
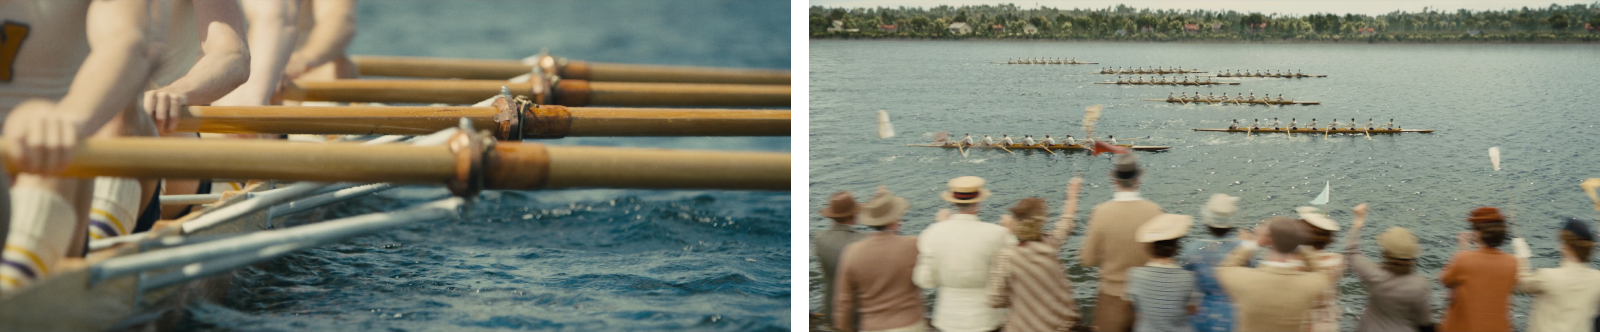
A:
[1048,177,1083,248]
[3,0,151,174]
[146,0,251,132]
[1511,238,1542,294]
[1078,206,1103,268]
[1344,204,1389,283]
[213,0,298,106]
[282,0,356,79]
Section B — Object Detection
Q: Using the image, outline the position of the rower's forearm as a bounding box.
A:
[225,0,298,104]
[60,40,150,135]
[299,0,357,69]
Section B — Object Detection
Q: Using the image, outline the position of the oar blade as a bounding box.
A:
[877,110,895,139]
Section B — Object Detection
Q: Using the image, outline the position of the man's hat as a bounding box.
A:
[1377,227,1419,259]
[941,176,992,203]
[1137,214,1193,242]
[819,191,859,218]
[1468,207,1505,224]
[1111,154,1142,180]
[1201,194,1241,228]
[1563,218,1597,242]
[858,190,910,227]
[1296,206,1340,231]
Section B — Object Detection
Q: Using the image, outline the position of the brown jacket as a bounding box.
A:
[834,232,924,332]
[1438,248,1517,332]
[1079,194,1163,297]
[1215,244,1332,332]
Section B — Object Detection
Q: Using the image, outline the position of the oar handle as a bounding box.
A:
[291,79,790,107]
[178,103,789,138]
[353,55,791,85]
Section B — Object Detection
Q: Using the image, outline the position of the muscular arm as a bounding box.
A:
[3,0,151,173]
[214,0,297,106]
[284,0,356,78]
[146,0,250,131]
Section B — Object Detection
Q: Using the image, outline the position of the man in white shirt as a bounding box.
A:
[980,134,995,147]
[999,134,1014,147]
[1042,135,1058,146]
[1022,135,1037,147]
[914,176,1016,332]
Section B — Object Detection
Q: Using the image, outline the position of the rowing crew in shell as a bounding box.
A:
[1169,92,1287,103]
[1123,76,1215,84]
[944,134,1086,147]
[1229,118,1399,130]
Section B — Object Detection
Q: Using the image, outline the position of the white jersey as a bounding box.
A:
[981,136,994,145]
[0,0,93,112]
[1023,137,1036,146]
[1000,137,1014,146]
[1062,137,1076,146]
[957,136,973,145]
[1043,137,1057,145]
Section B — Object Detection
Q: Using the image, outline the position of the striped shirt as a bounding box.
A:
[986,215,1081,332]
[1127,264,1198,332]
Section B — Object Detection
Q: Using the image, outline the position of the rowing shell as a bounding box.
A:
[1142,99,1320,105]
[1096,70,1207,75]
[1096,82,1240,86]
[1213,74,1327,78]
[1193,128,1434,134]
[909,144,1171,151]
[992,61,1099,65]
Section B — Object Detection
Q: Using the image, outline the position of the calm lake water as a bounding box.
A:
[810,39,1600,330]
[174,2,790,332]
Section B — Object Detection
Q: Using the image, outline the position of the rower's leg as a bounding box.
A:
[0,175,89,292]
[91,108,159,236]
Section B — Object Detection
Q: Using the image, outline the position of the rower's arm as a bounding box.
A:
[285,0,357,78]
[154,0,251,106]
[214,0,299,106]
[2,0,152,173]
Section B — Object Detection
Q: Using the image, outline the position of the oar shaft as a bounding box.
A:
[290,79,790,107]
[177,105,790,137]
[352,55,790,85]
[0,138,788,191]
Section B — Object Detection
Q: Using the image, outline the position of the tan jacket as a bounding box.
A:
[1079,192,1163,297]
[834,232,924,332]
[1215,244,1332,332]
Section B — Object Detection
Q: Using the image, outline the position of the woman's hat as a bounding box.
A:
[941,176,992,203]
[1468,207,1505,224]
[1201,194,1240,228]
[1296,206,1339,231]
[858,190,910,227]
[1137,214,1193,243]
[1377,227,1419,259]
[819,191,860,218]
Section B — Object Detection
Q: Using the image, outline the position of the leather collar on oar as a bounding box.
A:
[177,96,789,140]
[351,54,790,85]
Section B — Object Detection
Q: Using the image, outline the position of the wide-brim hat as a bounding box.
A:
[819,191,860,218]
[858,190,910,227]
[1110,154,1142,180]
[1296,206,1339,231]
[941,176,992,203]
[1137,214,1193,242]
[1201,194,1240,228]
[1377,227,1419,259]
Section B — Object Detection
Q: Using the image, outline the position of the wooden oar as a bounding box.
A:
[999,144,1014,154]
[176,102,788,139]
[352,55,790,85]
[957,144,968,158]
[285,79,789,107]
[1364,129,1372,140]
[0,138,788,192]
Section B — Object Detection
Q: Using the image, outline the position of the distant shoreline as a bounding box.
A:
[809,35,1600,44]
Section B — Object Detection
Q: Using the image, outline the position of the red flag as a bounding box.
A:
[1091,140,1129,156]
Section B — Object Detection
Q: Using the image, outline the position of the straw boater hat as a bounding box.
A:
[1296,206,1339,231]
[1201,194,1240,228]
[1137,214,1194,243]
[1009,198,1048,241]
[819,191,860,219]
[1377,227,1419,259]
[1111,154,1142,180]
[941,176,991,203]
[857,190,910,227]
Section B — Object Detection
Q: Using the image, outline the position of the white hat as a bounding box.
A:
[1201,194,1240,228]
[1296,206,1339,231]
[858,190,910,227]
[1137,214,1194,243]
[941,176,992,203]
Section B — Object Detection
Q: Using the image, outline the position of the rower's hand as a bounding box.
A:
[143,88,189,133]
[2,99,88,174]
[282,52,311,80]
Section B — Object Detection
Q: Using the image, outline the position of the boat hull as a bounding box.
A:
[1192,128,1434,134]
[1214,74,1327,78]
[909,144,1170,151]
[1097,82,1239,85]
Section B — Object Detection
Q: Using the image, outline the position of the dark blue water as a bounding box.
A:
[810,40,1600,330]
[177,2,790,331]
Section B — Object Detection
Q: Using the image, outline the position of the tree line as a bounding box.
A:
[809,3,1600,42]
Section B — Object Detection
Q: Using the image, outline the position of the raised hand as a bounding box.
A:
[1352,203,1369,229]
